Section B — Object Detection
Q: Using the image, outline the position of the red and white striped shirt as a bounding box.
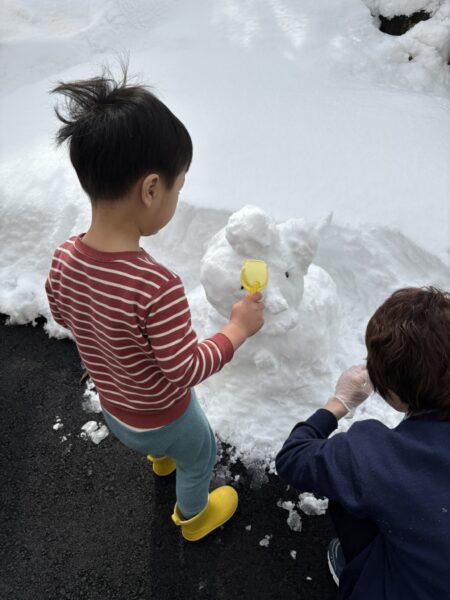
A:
[45,235,234,429]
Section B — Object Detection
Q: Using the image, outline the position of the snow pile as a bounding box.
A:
[188,205,448,459]
[0,0,449,462]
[357,0,450,92]
[198,205,337,390]
[191,205,341,450]
[200,205,335,338]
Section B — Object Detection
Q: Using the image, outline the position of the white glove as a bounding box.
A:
[333,365,373,413]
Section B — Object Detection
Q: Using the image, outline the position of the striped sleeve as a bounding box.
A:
[146,277,234,388]
[45,276,68,328]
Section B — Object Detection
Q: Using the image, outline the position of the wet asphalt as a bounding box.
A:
[0,315,337,600]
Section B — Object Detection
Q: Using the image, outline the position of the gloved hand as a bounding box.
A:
[333,364,373,413]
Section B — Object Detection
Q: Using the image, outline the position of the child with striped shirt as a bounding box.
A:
[45,67,264,541]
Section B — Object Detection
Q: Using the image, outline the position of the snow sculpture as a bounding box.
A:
[198,205,339,408]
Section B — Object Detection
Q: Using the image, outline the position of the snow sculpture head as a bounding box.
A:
[200,205,326,335]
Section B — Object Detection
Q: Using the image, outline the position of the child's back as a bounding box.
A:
[278,407,450,599]
[46,236,233,429]
[46,67,265,541]
[276,287,450,599]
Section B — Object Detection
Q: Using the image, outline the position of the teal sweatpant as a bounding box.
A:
[101,389,216,518]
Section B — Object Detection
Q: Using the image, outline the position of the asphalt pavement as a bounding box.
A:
[0,315,337,600]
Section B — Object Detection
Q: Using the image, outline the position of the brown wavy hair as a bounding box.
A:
[366,287,450,420]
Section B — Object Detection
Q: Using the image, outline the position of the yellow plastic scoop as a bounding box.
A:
[240,259,269,294]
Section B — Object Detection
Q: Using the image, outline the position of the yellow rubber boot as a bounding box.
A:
[147,454,176,476]
[171,485,238,541]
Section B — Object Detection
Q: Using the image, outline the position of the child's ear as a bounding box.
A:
[141,173,160,207]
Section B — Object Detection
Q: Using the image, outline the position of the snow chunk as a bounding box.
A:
[80,421,109,445]
[290,550,297,560]
[82,381,102,414]
[298,492,329,516]
[245,525,252,531]
[277,500,303,532]
[286,511,303,532]
[259,534,272,547]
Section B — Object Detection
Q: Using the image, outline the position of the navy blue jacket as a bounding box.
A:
[276,409,450,600]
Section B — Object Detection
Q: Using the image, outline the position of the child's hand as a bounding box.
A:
[221,293,265,350]
[333,365,373,413]
[230,292,265,337]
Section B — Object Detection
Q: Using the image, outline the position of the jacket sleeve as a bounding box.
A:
[146,277,234,388]
[45,276,68,328]
[276,409,370,518]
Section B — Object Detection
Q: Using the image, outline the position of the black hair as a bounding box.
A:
[51,65,193,200]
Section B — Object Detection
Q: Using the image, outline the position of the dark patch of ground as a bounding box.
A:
[378,10,430,36]
[0,315,337,600]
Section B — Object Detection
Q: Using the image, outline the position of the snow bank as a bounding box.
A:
[1,0,449,461]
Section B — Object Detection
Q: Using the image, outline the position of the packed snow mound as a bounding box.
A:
[200,205,334,334]
[361,0,450,91]
[197,205,339,399]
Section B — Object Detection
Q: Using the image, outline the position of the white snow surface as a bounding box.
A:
[362,0,443,17]
[1,0,449,462]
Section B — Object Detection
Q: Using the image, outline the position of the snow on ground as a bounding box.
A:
[0,0,449,462]
[259,534,273,547]
[277,500,303,532]
[80,421,109,445]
